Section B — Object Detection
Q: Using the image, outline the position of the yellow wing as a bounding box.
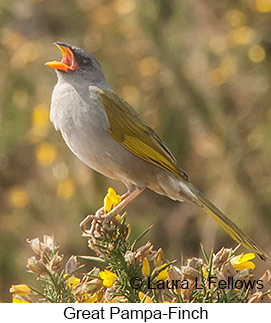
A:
[98,89,188,181]
[99,89,268,260]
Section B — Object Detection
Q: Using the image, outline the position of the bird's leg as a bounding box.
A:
[80,198,124,234]
[79,187,144,234]
[120,191,131,200]
[102,187,144,219]
[80,214,98,235]
[94,191,132,218]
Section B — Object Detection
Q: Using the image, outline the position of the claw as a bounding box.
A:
[79,187,144,234]
[79,215,92,234]
[95,207,105,217]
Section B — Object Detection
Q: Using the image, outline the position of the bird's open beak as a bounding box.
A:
[45,42,79,72]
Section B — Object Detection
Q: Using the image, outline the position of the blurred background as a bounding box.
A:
[0,0,271,302]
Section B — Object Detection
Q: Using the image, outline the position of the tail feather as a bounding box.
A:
[187,183,268,261]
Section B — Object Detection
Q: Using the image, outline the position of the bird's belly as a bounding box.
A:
[64,124,193,202]
[62,124,126,179]
[59,111,155,188]
[50,83,183,195]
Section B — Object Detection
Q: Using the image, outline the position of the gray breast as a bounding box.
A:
[49,81,149,185]
[49,78,186,198]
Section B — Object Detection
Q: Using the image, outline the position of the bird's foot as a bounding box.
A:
[79,205,104,235]
[79,208,120,236]
[79,187,144,235]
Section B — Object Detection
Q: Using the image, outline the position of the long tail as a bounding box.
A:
[187,183,268,261]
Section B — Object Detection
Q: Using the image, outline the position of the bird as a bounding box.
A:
[46,42,267,260]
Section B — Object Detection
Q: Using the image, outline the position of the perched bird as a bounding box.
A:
[46,42,267,260]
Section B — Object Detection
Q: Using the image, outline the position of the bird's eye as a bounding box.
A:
[81,58,92,67]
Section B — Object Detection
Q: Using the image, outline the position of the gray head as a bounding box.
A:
[46,42,108,87]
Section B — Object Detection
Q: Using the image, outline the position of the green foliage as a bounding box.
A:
[10,213,271,303]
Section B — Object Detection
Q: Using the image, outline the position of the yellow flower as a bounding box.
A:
[113,0,136,15]
[10,284,32,296]
[12,296,29,303]
[142,257,150,277]
[64,274,81,288]
[138,57,160,77]
[32,104,49,128]
[82,293,99,303]
[8,186,28,208]
[104,188,122,213]
[248,45,265,63]
[35,143,57,167]
[99,270,117,288]
[230,253,256,270]
[155,264,169,281]
[138,291,153,303]
[256,0,271,13]
[29,104,50,141]
[57,178,75,200]
[201,264,208,278]
[115,214,122,222]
